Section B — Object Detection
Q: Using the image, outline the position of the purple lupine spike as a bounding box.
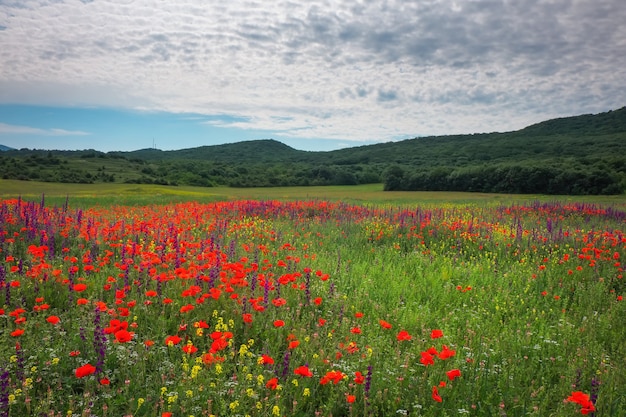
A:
[281,350,291,379]
[364,365,373,397]
[93,307,107,374]
[0,368,9,417]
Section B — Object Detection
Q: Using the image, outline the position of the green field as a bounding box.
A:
[3,179,626,207]
[1,181,625,416]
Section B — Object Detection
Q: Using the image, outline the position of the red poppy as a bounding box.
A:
[430,329,444,339]
[294,365,313,377]
[114,329,133,343]
[438,345,456,360]
[446,369,462,381]
[165,335,182,346]
[320,370,345,385]
[242,313,253,323]
[567,391,596,414]
[273,320,285,327]
[46,316,61,325]
[350,327,362,334]
[72,283,87,292]
[396,330,412,341]
[10,329,24,337]
[75,363,97,378]
[379,320,392,329]
[260,354,275,365]
[420,351,435,366]
[100,378,110,385]
[266,377,279,390]
[431,386,442,402]
[346,394,356,403]
[354,371,365,384]
[182,344,198,355]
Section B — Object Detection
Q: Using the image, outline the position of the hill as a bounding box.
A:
[0,144,15,151]
[1,107,625,194]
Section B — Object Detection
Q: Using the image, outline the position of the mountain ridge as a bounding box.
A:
[1,106,625,194]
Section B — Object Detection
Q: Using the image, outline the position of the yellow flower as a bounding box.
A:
[51,357,60,365]
[186,390,193,398]
[137,398,145,408]
[303,388,311,397]
[272,405,281,416]
[229,400,239,411]
[191,365,202,379]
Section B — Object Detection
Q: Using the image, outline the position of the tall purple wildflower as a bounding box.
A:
[364,365,373,397]
[0,367,9,417]
[93,308,107,374]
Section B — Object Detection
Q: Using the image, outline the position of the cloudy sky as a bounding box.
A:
[1,0,624,152]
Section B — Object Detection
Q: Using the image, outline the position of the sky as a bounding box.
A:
[0,0,625,153]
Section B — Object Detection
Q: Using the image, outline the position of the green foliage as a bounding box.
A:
[1,107,625,194]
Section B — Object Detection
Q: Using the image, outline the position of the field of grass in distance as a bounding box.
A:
[2,179,626,208]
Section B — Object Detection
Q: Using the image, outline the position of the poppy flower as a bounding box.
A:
[446,369,462,381]
[346,394,356,403]
[72,283,87,292]
[438,345,456,360]
[100,378,110,385]
[430,329,444,339]
[379,320,392,329]
[266,377,279,390]
[420,351,435,366]
[46,316,61,325]
[567,391,596,414]
[431,386,442,402]
[294,365,313,377]
[273,320,285,327]
[259,354,275,365]
[10,329,24,337]
[182,344,198,354]
[320,370,345,385]
[354,371,365,384]
[114,329,133,343]
[75,363,97,378]
[165,335,182,346]
[396,330,412,341]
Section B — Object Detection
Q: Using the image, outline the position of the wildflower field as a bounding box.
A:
[0,196,625,416]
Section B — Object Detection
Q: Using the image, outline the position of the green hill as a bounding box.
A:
[1,107,625,194]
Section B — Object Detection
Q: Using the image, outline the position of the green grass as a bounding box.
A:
[3,179,626,208]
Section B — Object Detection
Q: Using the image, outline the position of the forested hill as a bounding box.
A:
[1,106,625,195]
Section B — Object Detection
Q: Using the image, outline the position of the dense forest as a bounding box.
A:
[1,106,625,194]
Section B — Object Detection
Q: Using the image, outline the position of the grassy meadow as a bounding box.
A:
[1,180,625,416]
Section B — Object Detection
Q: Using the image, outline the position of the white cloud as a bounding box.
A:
[0,0,625,144]
[0,122,90,136]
